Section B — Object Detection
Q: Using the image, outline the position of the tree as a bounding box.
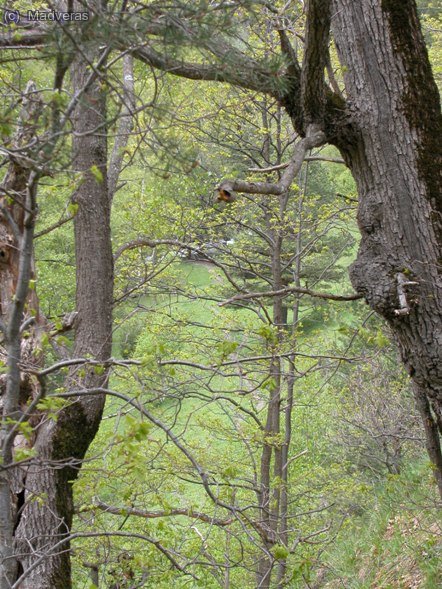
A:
[12,29,113,589]
[329,0,442,497]
[0,0,441,586]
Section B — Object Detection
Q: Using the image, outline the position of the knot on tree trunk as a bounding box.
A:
[349,245,418,320]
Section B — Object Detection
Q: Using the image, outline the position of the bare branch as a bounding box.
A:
[248,154,345,173]
[220,125,326,196]
[159,351,362,370]
[11,530,199,588]
[34,214,74,239]
[48,388,238,514]
[23,356,140,377]
[88,500,233,527]
[113,237,244,293]
[219,284,362,306]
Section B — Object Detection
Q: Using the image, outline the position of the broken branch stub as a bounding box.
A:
[216,125,326,199]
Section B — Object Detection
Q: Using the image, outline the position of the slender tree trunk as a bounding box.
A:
[256,105,277,589]
[331,0,442,496]
[108,54,135,200]
[13,34,113,588]
[276,172,305,589]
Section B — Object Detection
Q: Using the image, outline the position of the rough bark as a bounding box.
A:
[13,33,113,589]
[330,0,442,496]
[301,0,331,127]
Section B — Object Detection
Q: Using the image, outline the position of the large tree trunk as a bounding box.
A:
[13,39,113,589]
[330,0,442,496]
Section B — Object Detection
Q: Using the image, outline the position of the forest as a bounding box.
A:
[0,1,441,588]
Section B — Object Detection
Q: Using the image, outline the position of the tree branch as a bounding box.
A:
[159,351,362,370]
[219,125,326,197]
[113,237,244,293]
[248,154,345,173]
[48,388,238,515]
[131,43,281,97]
[11,530,199,588]
[108,53,136,201]
[88,500,233,527]
[0,29,46,47]
[219,285,362,306]
[302,0,331,126]
[34,213,74,239]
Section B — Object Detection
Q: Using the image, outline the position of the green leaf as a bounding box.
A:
[272,545,289,560]
[90,165,104,184]
[14,447,36,462]
[68,203,79,216]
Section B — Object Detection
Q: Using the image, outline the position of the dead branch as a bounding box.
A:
[219,124,326,196]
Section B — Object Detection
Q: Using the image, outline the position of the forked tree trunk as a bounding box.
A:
[330,0,442,497]
[13,42,113,589]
